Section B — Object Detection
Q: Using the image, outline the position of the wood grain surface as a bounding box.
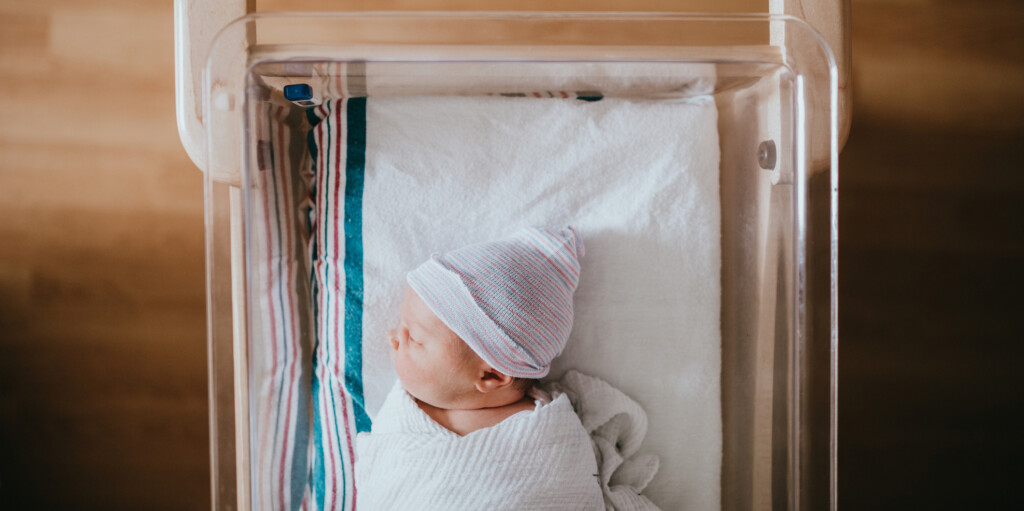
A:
[0,0,1021,509]
[840,1,1024,508]
[0,0,209,509]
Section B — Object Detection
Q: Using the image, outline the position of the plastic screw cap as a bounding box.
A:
[757,140,777,170]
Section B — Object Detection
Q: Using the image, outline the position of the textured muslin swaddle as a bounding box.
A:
[356,380,605,511]
[356,370,662,511]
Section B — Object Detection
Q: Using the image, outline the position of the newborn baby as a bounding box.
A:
[355,226,604,511]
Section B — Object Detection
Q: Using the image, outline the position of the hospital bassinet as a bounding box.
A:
[175,3,847,510]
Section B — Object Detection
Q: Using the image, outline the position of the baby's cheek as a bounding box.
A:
[394,350,425,390]
[392,349,410,378]
[396,352,451,406]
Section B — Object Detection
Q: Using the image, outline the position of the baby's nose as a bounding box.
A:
[388,329,399,350]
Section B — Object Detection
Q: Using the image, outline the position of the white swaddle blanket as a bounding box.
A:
[550,371,661,511]
[356,371,659,511]
[356,379,605,511]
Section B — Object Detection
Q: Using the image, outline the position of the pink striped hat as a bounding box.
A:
[407,226,585,378]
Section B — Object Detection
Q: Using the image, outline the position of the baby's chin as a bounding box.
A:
[397,378,441,407]
[404,382,473,411]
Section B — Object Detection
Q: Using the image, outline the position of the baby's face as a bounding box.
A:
[389,286,483,409]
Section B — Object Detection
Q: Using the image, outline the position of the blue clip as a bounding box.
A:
[284,83,318,106]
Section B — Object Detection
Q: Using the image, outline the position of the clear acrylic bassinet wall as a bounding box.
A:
[201,13,839,511]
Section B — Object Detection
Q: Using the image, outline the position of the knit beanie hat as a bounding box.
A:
[406,226,585,378]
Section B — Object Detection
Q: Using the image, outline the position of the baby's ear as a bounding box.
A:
[475,368,515,393]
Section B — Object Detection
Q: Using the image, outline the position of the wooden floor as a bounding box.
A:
[0,0,209,508]
[840,1,1024,508]
[0,0,1021,509]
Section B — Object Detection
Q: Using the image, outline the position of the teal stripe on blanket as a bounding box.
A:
[311,372,327,509]
[343,97,372,433]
